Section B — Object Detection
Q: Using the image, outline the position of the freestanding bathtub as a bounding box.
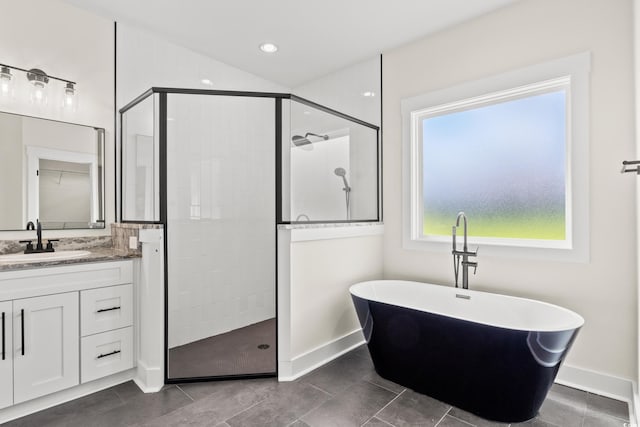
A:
[350,280,584,423]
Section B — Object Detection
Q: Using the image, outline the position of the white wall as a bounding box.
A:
[291,136,350,221]
[290,234,383,355]
[293,58,382,222]
[278,227,384,379]
[0,0,114,239]
[383,0,636,383]
[294,56,381,127]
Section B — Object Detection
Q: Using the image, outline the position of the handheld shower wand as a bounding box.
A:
[334,167,350,191]
[334,167,351,220]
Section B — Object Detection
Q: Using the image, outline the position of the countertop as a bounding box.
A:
[0,246,141,272]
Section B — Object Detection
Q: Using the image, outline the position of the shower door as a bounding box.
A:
[165,93,276,380]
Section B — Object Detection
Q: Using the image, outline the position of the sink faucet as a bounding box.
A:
[452,212,478,289]
[35,220,43,251]
[20,220,57,254]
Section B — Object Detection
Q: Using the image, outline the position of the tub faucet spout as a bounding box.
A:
[452,212,478,289]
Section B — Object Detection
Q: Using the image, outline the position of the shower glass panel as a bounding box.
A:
[284,98,379,223]
[165,94,276,380]
[121,94,159,222]
[120,87,381,384]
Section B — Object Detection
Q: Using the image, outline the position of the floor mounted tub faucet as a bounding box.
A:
[452,212,478,289]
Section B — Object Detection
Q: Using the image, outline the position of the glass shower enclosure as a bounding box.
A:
[120,88,379,383]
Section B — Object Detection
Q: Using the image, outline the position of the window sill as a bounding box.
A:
[403,237,588,263]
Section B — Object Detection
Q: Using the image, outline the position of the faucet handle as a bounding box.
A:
[45,239,59,252]
[19,240,34,253]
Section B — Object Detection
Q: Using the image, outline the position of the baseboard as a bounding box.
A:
[134,359,164,393]
[0,369,136,424]
[278,329,365,381]
[556,363,636,424]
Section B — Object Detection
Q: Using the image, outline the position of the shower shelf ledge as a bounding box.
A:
[278,222,384,242]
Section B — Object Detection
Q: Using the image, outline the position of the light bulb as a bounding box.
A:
[62,82,77,111]
[0,66,13,98]
[30,81,47,105]
[27,69,49,106]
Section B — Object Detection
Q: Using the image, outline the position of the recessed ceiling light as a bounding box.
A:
[201,78,213,86]
[259,42,278,54]
[362,91,376,97]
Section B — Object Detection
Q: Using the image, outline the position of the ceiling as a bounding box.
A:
[61,0,519,88]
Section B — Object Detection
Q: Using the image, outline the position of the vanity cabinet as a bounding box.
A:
[0,260,134,411]
[13,292,79,404]
[0,301,12,410]
[0,293,79,408]
[80,284,134,383]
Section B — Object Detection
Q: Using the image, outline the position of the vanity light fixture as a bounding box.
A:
[259,42,278,53]
[201,78,213,86]
[62,82,77,111]
[0,63,77,110]
[27,68,50,105]
[0,66,13,98]
[362,91,376,97]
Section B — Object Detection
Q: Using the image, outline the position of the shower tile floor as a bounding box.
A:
[168,318,276,378]
[6,345,630,427]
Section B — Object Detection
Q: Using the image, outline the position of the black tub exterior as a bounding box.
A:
[351,294,580,423]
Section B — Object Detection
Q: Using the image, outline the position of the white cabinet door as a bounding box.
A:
[13,292,79,404]
[0,301,12,410]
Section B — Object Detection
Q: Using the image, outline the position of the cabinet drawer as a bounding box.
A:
[81,284,133,336]
[81,327,133,383]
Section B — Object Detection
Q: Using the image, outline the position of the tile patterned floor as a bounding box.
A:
[5,345,631,427]
[168,318,276,378]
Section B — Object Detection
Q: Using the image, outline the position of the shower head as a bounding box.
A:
[305,132,329,141]
[292,135,311,147]
[291,132,329,148]
[334,167,351,191]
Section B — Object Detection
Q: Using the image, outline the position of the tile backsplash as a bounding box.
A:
[111,223,163,256]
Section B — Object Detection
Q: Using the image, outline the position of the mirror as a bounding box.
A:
[0,111,105,231]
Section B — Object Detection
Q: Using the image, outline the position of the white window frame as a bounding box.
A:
[401,52,591,262]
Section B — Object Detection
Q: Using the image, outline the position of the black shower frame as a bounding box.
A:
[118,87,381,384]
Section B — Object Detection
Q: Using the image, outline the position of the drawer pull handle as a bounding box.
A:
[96,306,121,313]
[1,312,5,361]
[96,349,121,359]
[21,309,24,356]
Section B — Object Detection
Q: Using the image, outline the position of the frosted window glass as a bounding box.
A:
[421,89,566,240]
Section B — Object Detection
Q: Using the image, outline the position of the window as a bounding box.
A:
[402,53,590,260]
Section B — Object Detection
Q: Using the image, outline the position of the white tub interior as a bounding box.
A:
[350,280,584,333]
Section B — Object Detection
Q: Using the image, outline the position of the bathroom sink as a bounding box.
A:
[0,250,91,263]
